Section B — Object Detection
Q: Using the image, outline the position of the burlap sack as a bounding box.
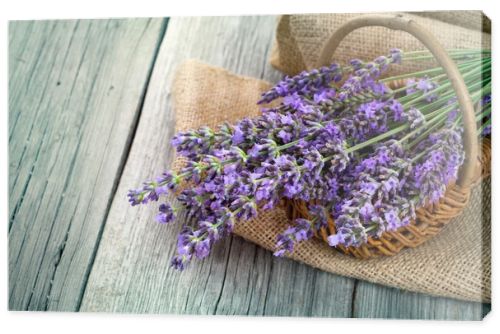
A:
[172,60,490,303]
[270,12,491,76]
[415,11,491,33]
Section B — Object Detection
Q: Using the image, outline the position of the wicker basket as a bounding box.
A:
[284,14,491,259]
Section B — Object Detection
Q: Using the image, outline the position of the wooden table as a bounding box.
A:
[8,16,490,319]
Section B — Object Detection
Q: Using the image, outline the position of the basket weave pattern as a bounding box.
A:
[286,138,490,258]
[285,14,486,259]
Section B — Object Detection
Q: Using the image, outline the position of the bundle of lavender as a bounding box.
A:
[128,49,491,270]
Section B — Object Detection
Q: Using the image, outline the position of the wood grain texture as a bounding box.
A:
[353,281,489,320]
[8,18,167,311]
[79,16,356,316]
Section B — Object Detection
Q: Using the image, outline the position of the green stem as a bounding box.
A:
[478,118,491,136]
[400,59,491,107]
[403,49,491,57]
[399,111,448,145]
[343,123,409,155]
[152,52,492,194]
[381,56,490,83]
[390,58,482,95]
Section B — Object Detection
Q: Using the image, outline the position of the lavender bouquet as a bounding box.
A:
[128,49,491,270]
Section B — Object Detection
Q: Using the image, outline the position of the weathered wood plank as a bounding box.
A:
[8,18,167,311]
[256,255,355,317]
[79,16,356,316]
[353,281,488,320]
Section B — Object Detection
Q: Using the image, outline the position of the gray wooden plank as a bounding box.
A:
[8,18,167,311]
[79,16,356,316]
[213,237,355,317]
[256,255,355,317]
[353,281,488,320]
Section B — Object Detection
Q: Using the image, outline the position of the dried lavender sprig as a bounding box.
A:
[172,67,406,162]
[170,207,241,269]
[328,125,464,247]
[408,128,465,206]
[128,110,345,206]
[391,57,484,95]
[336,49,402,103]
[258,49,402,105]
[257,63,343,104]
[128,82,478,210]
[273,203,332,256]
[127,90,463,210]
[400,57,491,107]
[166,55,486,172]
[129,48,490,270]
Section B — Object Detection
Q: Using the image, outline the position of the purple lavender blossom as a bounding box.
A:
[308,204,329,231]
[231,124,245,145]
[128,48,485,270]
[482,94,491,106]
[409,128,464,206]
[327,141,413,245]
[172,126,220,159]
[337,51,400,103]
[313,88,336,104]
[349,58,364,70]
[406,76,439,102]
[327,214,367,247]
[258,63,342,104]
[274,218,313,256]
[482,124,491,136]
[390,48,403,64]
[388,100,405,121]
[340,100,389,142]
[127,172,180,206]
[407,107,426,130]
[446,109,459,125]
[156,203,176,224]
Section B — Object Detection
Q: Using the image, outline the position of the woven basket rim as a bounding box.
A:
[285,137,490,259]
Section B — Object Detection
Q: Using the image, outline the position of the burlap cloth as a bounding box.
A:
[270,12,491,76]
[172,60,490,303]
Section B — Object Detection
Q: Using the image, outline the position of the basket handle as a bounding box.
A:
[316,14,478,188]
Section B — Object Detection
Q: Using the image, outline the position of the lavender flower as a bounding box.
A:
[337,50,401,102]
[313,88,336,104]
[128,48,486,269]
[409,128,465,205]
[407,107,426,130]
[481,124,491,136]
[127,172,180,206]
[326,140,415,245]
[156,203,175,224]
[482,94,491,106]
[390,48,403,63]
[308,204,329,231]
[258,64,342,104]
[340,100,390,142]
[274,218,313,256]
[406,76,439,102]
